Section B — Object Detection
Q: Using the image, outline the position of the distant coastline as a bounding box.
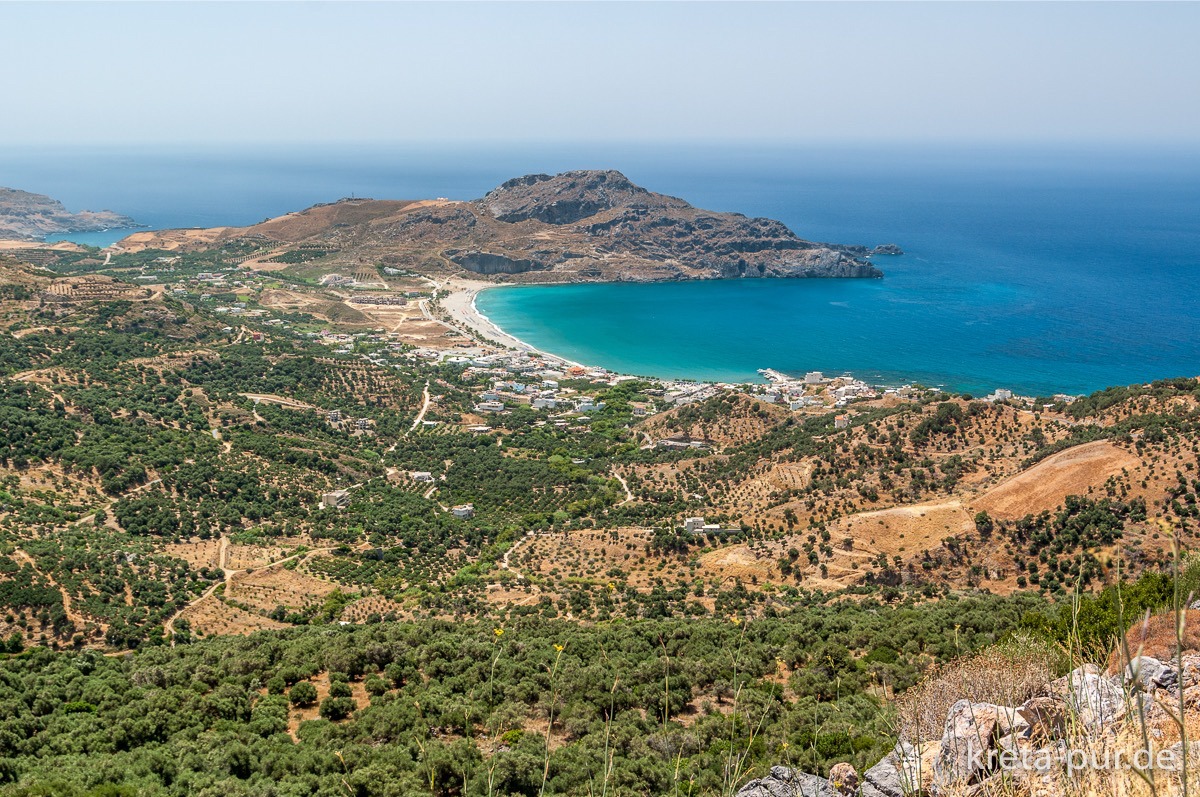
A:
[0,186,139,242]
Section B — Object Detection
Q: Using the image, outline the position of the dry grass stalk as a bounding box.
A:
[896,635,1059,743]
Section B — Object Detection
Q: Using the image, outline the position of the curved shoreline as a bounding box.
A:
[458,280,762,383]
[438,279,1142,397]
[472,287,578,364]
[439,279,586,369]
[443,282,1024,395]
[453,280,815,385]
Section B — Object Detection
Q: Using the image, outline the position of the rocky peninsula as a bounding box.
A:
[0,187,137,240]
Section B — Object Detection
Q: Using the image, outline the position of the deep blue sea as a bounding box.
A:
[4,143,1199,396]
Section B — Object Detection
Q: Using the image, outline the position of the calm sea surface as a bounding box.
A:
[4,143,1198,395]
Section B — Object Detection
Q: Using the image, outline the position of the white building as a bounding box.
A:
[321,490,351,509]
[410,471,434,483]
[532,397,557,410]
[804,371,826,384]
[451,504,475,519]
[476,401,505,413]
[684,517,706,533]
[789,396,823,410]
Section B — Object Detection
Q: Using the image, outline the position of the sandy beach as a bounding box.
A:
[438,278,528,350]
[437,277,583,367]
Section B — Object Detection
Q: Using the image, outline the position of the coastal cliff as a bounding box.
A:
[0,187,137,240]
[116,169,899,283]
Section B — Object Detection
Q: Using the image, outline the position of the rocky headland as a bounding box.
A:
[116,170,901,283]
[0,187,137,240]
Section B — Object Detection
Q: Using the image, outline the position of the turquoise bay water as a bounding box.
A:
[4,143,1198,396]
[475,151,1200,397]
[43,229,142,248]
[478,275,1171,397]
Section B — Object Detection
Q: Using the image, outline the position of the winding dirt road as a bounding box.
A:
[614,472,634,505]
[163,536,338,643]
[407,380,431,435]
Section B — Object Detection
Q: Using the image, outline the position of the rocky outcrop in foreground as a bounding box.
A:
[0,187,137,240]
[739,655,1200,797]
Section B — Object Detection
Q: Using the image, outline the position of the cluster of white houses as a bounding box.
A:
[755,370,895,410]
[475,391,609,415]
[472,375,612,415]
[984,388,1014,403]
[663,383,721,406]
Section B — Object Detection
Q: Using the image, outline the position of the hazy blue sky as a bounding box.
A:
[5,1,1198,147]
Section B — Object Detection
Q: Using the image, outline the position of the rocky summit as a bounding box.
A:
[477,169,688,225]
